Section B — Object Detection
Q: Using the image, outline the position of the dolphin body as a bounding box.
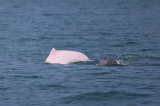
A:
[97,57,128,66]
[45,48,90,64]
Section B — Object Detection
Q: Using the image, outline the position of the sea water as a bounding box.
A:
[0,0,160,106]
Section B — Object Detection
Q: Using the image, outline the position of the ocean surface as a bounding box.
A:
[0,0,160,106]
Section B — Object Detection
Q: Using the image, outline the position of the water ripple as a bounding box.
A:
[61,91,151,104]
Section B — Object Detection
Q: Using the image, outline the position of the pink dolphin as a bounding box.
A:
[45,48,90,64]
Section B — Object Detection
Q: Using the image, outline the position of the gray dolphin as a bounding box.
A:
[97,57,128,66]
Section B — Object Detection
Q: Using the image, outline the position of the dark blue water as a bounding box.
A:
[0,0,160,106]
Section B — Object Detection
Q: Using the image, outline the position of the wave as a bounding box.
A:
[38,84,74,90]
[117,55,160,66]
[60,91,151,104]
[18,37,36,42]
[0,87,10,91]
[12,75,43,79]
[118,55,160,61]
